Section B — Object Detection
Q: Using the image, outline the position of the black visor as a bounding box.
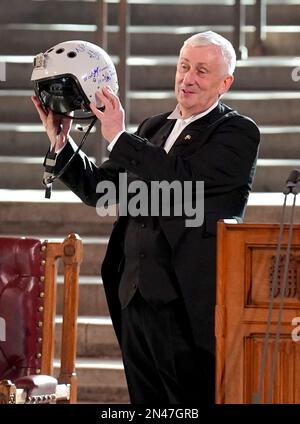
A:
[34,75,90,113]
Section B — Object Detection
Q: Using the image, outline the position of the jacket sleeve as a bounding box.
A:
[109,116,260,196]
[52,137,125,207]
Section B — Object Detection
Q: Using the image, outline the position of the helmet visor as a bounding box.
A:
[34,75,89,113]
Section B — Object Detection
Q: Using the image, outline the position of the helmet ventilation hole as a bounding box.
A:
[67,51,77,58]
[56,48,65,54]
[46,48,54,53]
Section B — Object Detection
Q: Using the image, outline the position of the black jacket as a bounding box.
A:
[54,102,260,353]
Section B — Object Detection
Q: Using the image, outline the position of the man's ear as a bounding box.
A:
[219,75,234,96]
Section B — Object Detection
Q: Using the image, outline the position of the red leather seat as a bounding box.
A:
[0,238,44,381]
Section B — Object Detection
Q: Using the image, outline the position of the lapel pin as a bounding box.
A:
[184,134,192,141]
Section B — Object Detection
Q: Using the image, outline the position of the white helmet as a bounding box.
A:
[31,40,119,113]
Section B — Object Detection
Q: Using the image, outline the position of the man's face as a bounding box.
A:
[175,43,234,118]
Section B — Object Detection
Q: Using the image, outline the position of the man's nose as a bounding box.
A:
[182,69,196,85]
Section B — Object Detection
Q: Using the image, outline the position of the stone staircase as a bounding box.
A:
[1,0,300,403]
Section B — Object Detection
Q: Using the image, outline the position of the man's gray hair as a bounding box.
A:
[182,31,236,75]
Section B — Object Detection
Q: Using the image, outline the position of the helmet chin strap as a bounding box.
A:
[43,116,97,199]
[43,124,62,199]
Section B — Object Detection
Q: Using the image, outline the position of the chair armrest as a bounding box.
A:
[14,375,57,398]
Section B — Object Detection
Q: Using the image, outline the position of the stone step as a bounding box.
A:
[0,155,94,190]
[127,91,300,125]
[130,57,300,91]
[55,315,120,358]
[1,25,300,56]
[0,156,65,190]
[258,126,300,159]
[0,123,99,157]
[253,159,300,192]
[2,189,300,228]
[0,123,299,159]
[244,192,300,224]
[0,156,300,192]
[3,0,300,26]
[53,357,129,403]
[1,89,300,126]
[0,190,115,236]
[57,276,109,317]
[3,56,300,91]
[1,156,299,192]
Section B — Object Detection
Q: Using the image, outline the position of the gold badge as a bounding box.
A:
[184,134,192,141]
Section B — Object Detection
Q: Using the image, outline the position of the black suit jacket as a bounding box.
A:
[54,102,260,353]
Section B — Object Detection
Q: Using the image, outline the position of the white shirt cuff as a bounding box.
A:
[107,131,125,152]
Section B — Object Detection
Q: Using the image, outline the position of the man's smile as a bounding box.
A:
[180,87,195,95]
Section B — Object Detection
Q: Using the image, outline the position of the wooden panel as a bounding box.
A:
[244,335,300,404]
[216,222,300,404]
[246,245,300,307]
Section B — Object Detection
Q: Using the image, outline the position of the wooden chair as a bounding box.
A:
[0,233,83,404]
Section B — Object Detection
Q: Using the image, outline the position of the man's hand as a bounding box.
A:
[90,86,125,143]
[31,96,73,151]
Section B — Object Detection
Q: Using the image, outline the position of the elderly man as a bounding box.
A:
[32,31,260,404]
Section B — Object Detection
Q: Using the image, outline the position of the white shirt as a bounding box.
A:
[107,100,219,153]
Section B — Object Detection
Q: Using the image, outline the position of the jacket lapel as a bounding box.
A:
[168,102,229,154]
[150,118,176,147]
